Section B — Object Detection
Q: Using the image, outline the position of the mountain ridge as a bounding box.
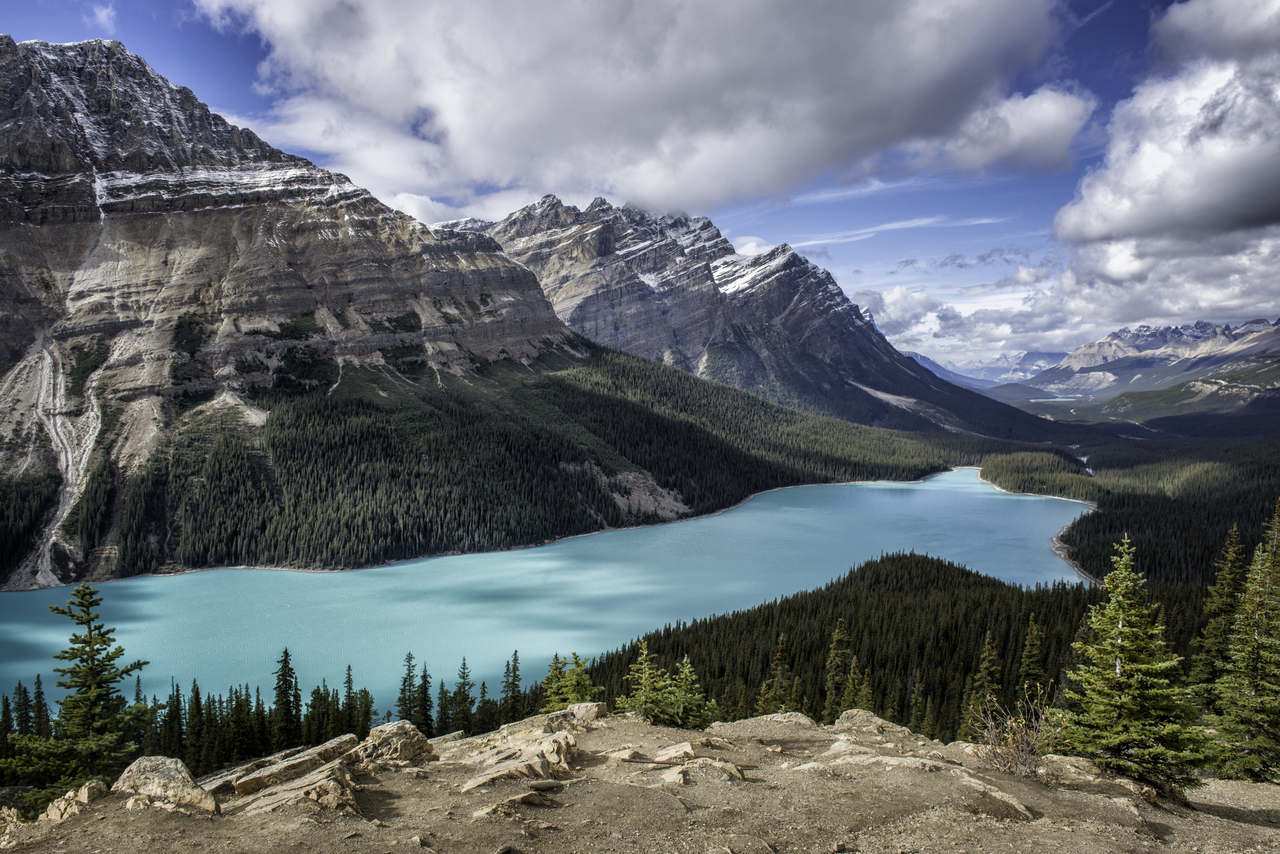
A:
[478,195,1074,440]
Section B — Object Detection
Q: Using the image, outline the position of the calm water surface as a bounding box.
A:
[0,469,1086,708]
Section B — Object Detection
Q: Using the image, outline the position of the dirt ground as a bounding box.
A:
[4,710,1279,854]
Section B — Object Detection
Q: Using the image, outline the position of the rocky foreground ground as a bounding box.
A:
[3,707,1278,853]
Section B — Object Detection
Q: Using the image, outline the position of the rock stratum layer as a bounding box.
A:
[466,195,1064,438]
[0,37,570,588]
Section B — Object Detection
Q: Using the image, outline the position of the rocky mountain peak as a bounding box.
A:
[0,37,570,589]
[1,36,293,175]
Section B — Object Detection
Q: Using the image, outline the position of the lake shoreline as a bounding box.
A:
[23,466,1098,591]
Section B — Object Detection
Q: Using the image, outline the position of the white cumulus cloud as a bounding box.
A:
[193,0,1066,216]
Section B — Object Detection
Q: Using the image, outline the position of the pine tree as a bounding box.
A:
[1191,524,1250,715]
[451,659,475,735]
[1214,513,1280,780]
[1063,537,1207,796]
[822,619,852,724]
[3,585,148,801]
[31,675,51,739]
[1018,613,1047,697]
[48,584,149,778]
[341,667,356,736]
[909,671,927,734]
[474,682,500,734]
[11,682,31,736]
[961,632,1000,740]
[271,648,302,750]
[755,635,792,715]
[396,652,417,722]
[1,696,14,771]
[500,651,522,724]
[616,640,676,722]
[436,680,452,735]
[414,664,434,736]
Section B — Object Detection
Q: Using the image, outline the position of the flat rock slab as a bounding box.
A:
[233,734,358,796]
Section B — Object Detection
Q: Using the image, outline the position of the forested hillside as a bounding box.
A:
[39,343,1051,580]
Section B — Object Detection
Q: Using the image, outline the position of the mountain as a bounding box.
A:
[1025,319,1280,401]
[944,351,1068,384]
[904,352,998,389]
[0,37,573,588]
[476,195,1068,439]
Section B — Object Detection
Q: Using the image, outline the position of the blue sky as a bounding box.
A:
[8,0,1280,365]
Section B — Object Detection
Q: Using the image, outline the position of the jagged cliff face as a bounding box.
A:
[481,195,1052,436]
[0,37,569,588]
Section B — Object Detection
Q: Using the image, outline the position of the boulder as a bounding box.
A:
[113,756,219,813]
[344,720,438,770]
[567,702,608,722]
[756,712,819,727]
[832,709,913,738]
[232,734,358,796]
[0,805,21,831]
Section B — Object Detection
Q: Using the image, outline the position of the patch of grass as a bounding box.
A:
[171,358,209,384]
[384,312,421,333]
[66,338,112,398]
[265,314,322,341]
[172,313,209,356]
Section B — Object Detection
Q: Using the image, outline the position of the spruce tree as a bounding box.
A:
[48,584,149,778]
[1018,613,1047,697]
[539,654,569,712]
[961,632,1000,740]
[1190,525,1248,715]
[396,652,417,722]
[500,651,522,724]
[1214,515,1280,780]
[1063,537,1207,796]
[616,640,676,722]
[755,635,792,715]
[31,675,51,739]
[822,619,852,724]
[451,659,475,735]
[271,648,302,750]
[670,656,717,729]
[414,663,434,736]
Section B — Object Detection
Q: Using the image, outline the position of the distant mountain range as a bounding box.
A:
[937,352,1068,386]
[967,319,1280,438]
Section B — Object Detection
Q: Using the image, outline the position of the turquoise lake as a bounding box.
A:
[0,469,1087,709]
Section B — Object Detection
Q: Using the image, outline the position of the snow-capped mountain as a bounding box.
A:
[943,352,1068,385]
